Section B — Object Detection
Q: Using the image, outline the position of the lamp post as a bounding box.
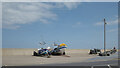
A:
[104,18,107,52]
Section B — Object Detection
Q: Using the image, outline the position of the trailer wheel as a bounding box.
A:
[33,51,37,56]
[107,54,110,56]
[63,52,65,55]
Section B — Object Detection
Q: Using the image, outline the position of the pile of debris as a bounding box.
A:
[99,47,117,56]
[89,47,117,56]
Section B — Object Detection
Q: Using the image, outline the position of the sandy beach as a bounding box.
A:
[2,48,97,66]
[2,48,118,66]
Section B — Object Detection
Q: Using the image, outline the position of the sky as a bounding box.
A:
[2,2,118,49]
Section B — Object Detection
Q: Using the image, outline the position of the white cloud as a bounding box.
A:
[94,22,103,26]
[2,3,56,29]
[94,19,118,26]
[115,15,118,18]
[63,2,80,10]
[55,2,80,10]
[107,19,118,25]
[107,28,118,32]
[72,22,81,28]
[2,2,80,29]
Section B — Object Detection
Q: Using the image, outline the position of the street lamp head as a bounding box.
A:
[104,18,106,21]
[104,18,107,24]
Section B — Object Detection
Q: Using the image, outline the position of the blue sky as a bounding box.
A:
[2,2,118,49]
